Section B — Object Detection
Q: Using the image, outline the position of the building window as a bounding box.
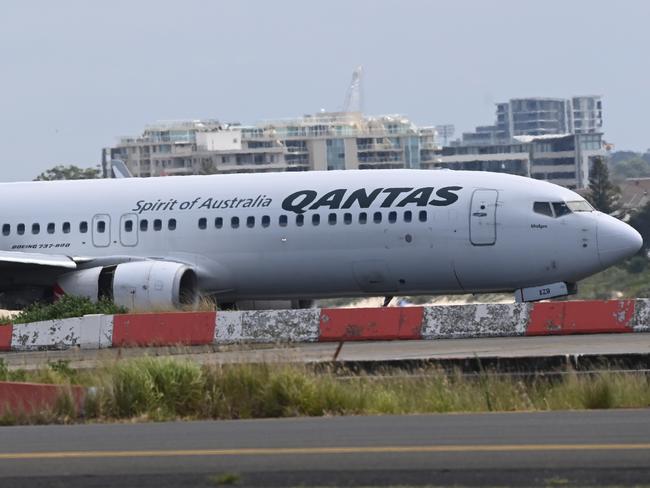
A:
[296,214,304,227]
[215,217,223,229]
[63,222,70,234]
[419,210,427,222]
[344,213,352,225]
[404,211,412,223]
[373,212,382,224]
[231,216,240,228]
[279,215,288,227]
[247,216,255,228]
[198,218,207,229]
[79,222,88,234]
[2,224,9,236]
[168,219,176,231]
[140,220,148,232]
[262,216,270,228]
[47,223,55,234]
[153,219,162,231]
[32,223,40,235]
[312,214,320,226]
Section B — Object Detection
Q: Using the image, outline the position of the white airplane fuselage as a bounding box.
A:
[0,169,641,307]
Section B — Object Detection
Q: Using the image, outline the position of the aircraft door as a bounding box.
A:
[92,214,111,248]
[119,213,138,247]
[469,189,498,246]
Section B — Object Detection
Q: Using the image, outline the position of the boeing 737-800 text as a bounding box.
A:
[0,169,641,310]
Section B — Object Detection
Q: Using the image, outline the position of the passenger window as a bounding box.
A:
[404,210,412,223]
[79,221,88,233]
[153,219,162,231]
[262,215,270,228]
[312,214,320,226]
[359,212,367,224]
[231,216,240,229]
[140,219,148,232]
[198,218,207,229]
[62,222,70,234]
[215,217,223,229]
[247,216,255,228]
[124,220,133,232]
[328,213,337,225]
[47,223,55,234]
[2,224,9,236]
[344,213,352,225]
[168,219,176,231]
[533,202,553,217]
[96,221,105,233]
[552,202,572,217]
[279,215,288,227]
[17,223,25,235]
[296,214,304,227]
[32,223,40,235]
[373,212,382,224]
[388,211,397,223]
[419,210,427,222]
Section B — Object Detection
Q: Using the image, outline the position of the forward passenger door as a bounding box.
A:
[469,190,498,246]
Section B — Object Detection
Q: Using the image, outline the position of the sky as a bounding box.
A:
[1,0,649,181]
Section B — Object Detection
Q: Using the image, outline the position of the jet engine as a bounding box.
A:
[56,261,198,311]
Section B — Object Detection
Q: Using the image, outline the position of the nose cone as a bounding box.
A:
[597,214,643,268]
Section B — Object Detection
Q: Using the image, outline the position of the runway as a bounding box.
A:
[1,410,650,487]
[2,333,650,371]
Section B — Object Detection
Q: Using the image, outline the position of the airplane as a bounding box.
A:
[0,169,641,310]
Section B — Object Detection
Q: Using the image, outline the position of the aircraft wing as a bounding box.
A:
[0,250,77,269]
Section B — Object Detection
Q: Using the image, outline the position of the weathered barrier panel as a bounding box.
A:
[1,300,649,351]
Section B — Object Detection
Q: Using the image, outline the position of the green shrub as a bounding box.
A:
[13,295,127,324]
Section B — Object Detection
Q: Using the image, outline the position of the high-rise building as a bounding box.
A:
[104,113,439,178]
[461,95,603,144]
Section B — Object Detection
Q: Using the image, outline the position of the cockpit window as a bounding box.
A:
[552,202,572,217]
[533,202,553,217]
[566,200,594,212]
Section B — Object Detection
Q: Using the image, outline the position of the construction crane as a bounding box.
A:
[343,66,363,113]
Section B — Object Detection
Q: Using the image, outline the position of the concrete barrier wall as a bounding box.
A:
[2,300,650,351]
[0,381,86,416]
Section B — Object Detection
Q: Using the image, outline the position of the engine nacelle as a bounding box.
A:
[56,261,198,310]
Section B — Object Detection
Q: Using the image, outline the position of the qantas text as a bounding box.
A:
[281,186,462,214]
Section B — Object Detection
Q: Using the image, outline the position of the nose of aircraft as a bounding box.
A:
[597,214,643,268]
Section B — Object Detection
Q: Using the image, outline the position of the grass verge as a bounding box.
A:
[1,357,650,425]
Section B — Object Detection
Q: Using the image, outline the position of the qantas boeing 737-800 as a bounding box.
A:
[0,169,641,310]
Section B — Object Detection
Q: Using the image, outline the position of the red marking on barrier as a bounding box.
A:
[0,381,85,416]
[112,312,216,347]
[319,307,424,341]
[0,325,12,351]
[527,300,635,335]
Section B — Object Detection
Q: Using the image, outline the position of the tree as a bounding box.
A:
[628,201,650,255]
[34,165,101,181]
[587,157,619,214]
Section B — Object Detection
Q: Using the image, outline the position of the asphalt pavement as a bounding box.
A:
[1,410,649,487]
[4,333,650,371]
